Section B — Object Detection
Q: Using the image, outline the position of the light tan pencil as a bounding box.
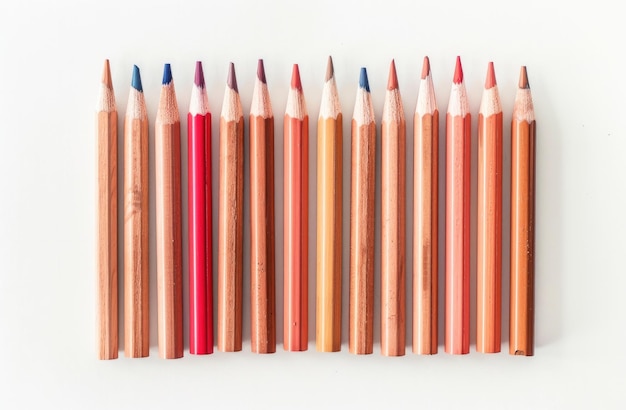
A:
[96,59,118,360]
[124,65,149,358]
[218,62,244,352]
[155,63,183,359]
[413,56,439,355]
[316,56,342,352]
[381,60,406,357]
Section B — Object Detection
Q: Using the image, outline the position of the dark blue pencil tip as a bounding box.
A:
[131,65,143,92]
[162,63,172,85]
[359,67,370,92]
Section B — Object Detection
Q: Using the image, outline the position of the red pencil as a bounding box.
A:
[188,61,213,355]
[284,64,309,351]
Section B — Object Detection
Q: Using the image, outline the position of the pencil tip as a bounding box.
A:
[485,62,496,89]
[359,67,370,92]
[131,65,143,92]
[227,62,238,92]
[162,63,172,85]
[194,61,205,87]
[102,59,112,88]
[421,56,430,79]
[387,59,398,90]
[257,59,267,84]
[325,56,334,82]
[519,66,530,89]
[453,56,463,84]
[291,64,302,91]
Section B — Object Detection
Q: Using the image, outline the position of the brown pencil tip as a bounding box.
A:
[102,59,112,88]
[227,62,238,92]
[421,56,431,79]
[485,61,496,89]
[291,64,302,91]
[257,59,267,84]
[325,56,334,82]
[519,66,530,89]
[453,56,463,84]
[387,59,398,90]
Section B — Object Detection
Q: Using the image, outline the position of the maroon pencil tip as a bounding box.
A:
[194,61,205,87]
[325,56,334,82]
[421,56,430,80]
[227,62,238,92]
[519,66,530,89]
[291,64,302,91]
[453,56,464,84]
[257,59,267,84]
[387,59,398,90]
[485,62,496,89]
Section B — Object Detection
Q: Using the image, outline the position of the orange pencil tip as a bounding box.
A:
[421,56,430,79]
[453,56,463,84]
[291,64,302,91]
[102,59,112,88]
[387,59,398,90]
[519,66,530,89]
[485,62,496,89]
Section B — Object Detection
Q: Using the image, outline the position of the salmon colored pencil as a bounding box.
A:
[188,61,213,355]
[510,66,536,356]
[124,65,150,358]
[381,60,406,357]
[96,59,118,360]
[413,56,439,355]
[316,56,342,352]
[284,64,309,351]
[250,59,276,354]
[217,63,244,352]
[477,62,503,353]
[155,63,183,359]
[445,56,471,355]
[349,68,376,355]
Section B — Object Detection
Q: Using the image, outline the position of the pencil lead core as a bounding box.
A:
[485,62,496,89]
[131,65,143,92]
[359,67,370,92]
[194,61,205,88]
[421,56,430,80]
[102,59,112,88]
[453,56,463,84]
[291,64,302,91]
[162,63,173,85]
[257,59,267,84]
[387,59,398,90]
[519,66,530,89]
[227,62,238,92]
[325,56,334,82]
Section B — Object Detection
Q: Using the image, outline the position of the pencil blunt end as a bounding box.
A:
[519,66,530,89]
[453,56,463,84]
[325,56,334,82]
[162,63,173,85]
[421,56,431,79]
[194,61,205,87]
[387,59,398,90]
[257,59,267,84]
[359,67,370,92]
[227,62,238,92]
[485,61,496,89]
[131,65,143,92]
[291,64,302,91]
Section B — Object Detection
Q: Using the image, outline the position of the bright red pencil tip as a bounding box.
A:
[387,59,398,90]
[291,64,302,91]
[421,56,430,80]
[453,56,463,84]
[485,62,496,89]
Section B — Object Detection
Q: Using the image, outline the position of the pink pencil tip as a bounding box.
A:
[453,56,463,84]
[485,62,496,89]
[291,64,302,91]
[421,56,430,80]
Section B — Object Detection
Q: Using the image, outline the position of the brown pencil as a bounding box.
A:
[316,56,342,352]
[155,63,183,359]
[477,62,503,353]
[249,59,276,354]
[218,62,244,352]
[124,65,149,358]
[96,59,118,360]
[413,56,439,355]
[349,68,376,355]
[381,60,406,357]
[510,66,535,356]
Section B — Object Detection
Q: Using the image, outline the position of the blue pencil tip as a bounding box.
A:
[162,63,172,85]
[131,65,143,92]
[359,67,370,92]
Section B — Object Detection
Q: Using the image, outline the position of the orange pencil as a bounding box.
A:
[218,63,244,352]
[155,64,183,359]
[510,66,536,356]
[284,64,309,351]
[413,56,439,355]
[445,56,471,355]
[381,60,406,357]
[477,62,503,353]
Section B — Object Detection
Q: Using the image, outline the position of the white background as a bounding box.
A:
[1,0,624,408]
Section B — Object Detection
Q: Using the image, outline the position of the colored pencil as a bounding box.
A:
[96,59,118,360]
[445,56,471,355]
[284,64,309,352]
[316,56,342,352]
[188,61,213,355]
[217,62,244,352]
[124,65,150,358]
[510,66,535,356]
[349,68,376,355]
[477,62,503,353]
[413,56,439,355]
[155,63,183,359]
[381,60,406,357]
[250,59,276,354]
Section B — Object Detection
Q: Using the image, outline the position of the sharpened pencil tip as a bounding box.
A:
[387,59,398,90]
[325,56,334,82]
[291,64,302,91]
[162,63,172,85]
[485,62,496,89]
[257,59,267,84]
[227,62,238,92]
[131,65,143,92]
[519,66,530,89]
[453,56,463,84]
[359,67,370,92]
[421,56,431,80]
[102,59,112,88]
[194,61,205,88]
